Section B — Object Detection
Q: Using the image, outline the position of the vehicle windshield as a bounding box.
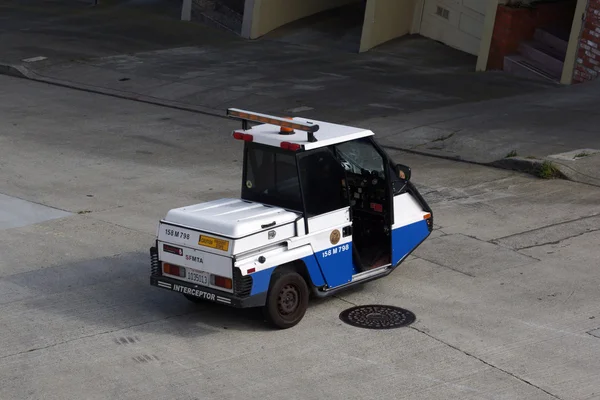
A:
[335,137,385,178]
[242,143,303,212]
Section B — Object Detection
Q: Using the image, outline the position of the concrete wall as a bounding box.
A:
[359,0,417,52]
[242,0,357,39]
[476,0,502,71]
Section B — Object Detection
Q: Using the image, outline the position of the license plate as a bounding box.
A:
[186,269,210,286]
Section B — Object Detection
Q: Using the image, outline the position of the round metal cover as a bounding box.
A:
[339,305,416,329]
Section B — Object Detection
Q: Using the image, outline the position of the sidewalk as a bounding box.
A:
[1,1,599,186]
[369,81,600,187]
[0,1,553,120]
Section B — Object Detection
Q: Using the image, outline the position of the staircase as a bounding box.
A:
[504,28,570,83]
[192,0,243,34]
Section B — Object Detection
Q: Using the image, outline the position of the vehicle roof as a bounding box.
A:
[236,117,374,150]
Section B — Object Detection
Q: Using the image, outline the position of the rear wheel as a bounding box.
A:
[263,271,309,329]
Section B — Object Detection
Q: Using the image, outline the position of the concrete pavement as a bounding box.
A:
[371,78,600,187]
[2,1,599,187]
[0,1,553,120]
[2,75,600,400]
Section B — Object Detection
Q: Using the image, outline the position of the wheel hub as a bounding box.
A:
[278,284,299,315]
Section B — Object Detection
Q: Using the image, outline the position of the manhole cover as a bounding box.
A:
[339,305,416,329]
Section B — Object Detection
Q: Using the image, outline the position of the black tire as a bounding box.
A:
[183,294,204,304]
[263,271,309,329]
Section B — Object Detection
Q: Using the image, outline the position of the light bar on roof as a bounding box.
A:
[226,108,319,142]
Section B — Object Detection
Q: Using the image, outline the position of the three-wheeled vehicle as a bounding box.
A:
[150,108,433,328]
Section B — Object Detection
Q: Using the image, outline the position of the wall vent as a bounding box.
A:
[436,6,450,19]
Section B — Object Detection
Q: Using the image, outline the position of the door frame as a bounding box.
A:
[411,0,426,34]
[296,146,353,234]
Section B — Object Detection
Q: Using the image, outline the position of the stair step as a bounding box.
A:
[522,39,566,61]
[518,41,565,77]
[541,25,571,41]
[193,2,242,33]
[534,28,569,54]
[504,55,560,83]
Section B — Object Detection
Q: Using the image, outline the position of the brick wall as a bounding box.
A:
[573,0,600,83]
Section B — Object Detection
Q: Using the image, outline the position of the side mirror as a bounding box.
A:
[395,164,411,181]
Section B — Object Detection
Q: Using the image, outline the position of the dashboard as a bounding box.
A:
[342,169,388,215]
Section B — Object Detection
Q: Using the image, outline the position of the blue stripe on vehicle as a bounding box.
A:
[249,267,276,296]
[248,253,329,295]
[301,253,326,287]
[391,219,430,266]
[313,242,354,288]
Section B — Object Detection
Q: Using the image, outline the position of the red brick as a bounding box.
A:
[583,30,595,41]
[575,0,600,82]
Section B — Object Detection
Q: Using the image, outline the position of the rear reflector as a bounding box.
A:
[281,141,301,151]
[163,244,183,256]
[211,275,233,289]
[163,263,185,277]
[233,132,253,141]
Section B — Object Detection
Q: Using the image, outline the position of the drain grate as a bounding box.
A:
[339,305,416,329]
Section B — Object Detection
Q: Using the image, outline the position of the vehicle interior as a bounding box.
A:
[244,140,395,273]
[333,138,392,272]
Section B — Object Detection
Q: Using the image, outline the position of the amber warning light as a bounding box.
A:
[227,108,319,142]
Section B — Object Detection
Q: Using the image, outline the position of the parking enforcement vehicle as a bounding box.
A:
[149,108,433,329]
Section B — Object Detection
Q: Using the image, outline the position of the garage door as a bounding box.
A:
[419,0,487,56]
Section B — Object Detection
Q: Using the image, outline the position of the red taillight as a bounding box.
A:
[281,141,301,151]
[163,244,183,256]
[163,263,185,277]
[212,275,233,289]
[233,132,253,141]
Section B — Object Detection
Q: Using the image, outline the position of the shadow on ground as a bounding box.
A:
[4,252,275,334]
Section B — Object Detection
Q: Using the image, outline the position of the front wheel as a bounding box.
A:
[263,271,309,329]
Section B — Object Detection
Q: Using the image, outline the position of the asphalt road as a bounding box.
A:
[1,75,600,400]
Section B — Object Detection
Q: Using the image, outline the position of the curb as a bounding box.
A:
[3,62,600,188]
[0,63,29,78]
[543,158,600,188]
[489,157,568,180]
[0,62,228,120]
[494,157,600,188]
[382,145,582,183]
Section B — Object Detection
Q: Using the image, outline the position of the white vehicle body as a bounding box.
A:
[150,108,433,327]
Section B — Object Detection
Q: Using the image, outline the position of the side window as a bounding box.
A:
[388,161,407,195]
[298,148,349,217]
[334,138,385,178]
